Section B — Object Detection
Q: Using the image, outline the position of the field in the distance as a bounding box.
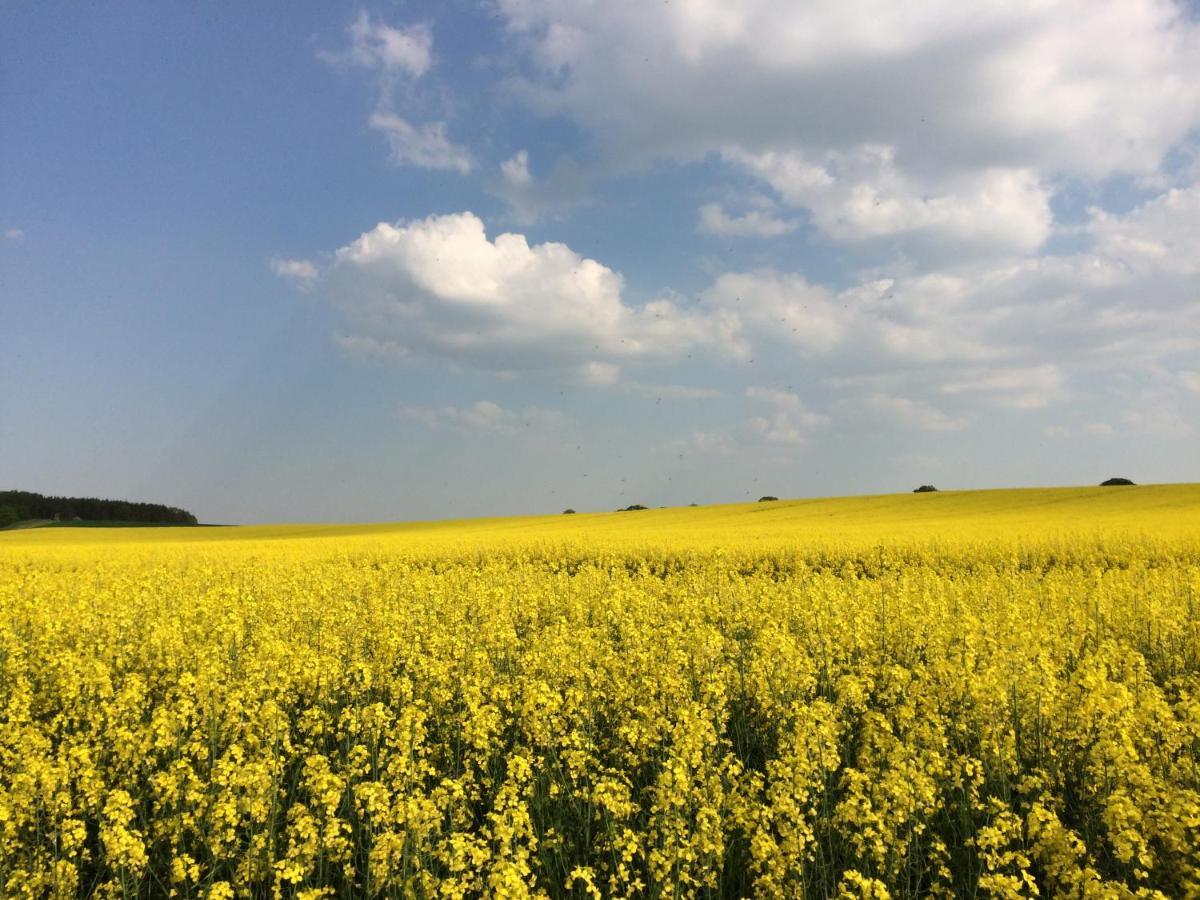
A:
[5,482,1199,549]
[1,484,1198,898]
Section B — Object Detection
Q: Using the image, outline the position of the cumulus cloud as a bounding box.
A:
[399,400,566,435]
[497,0,1200,263]
[698,178,1200,392]
[326,211,740,376]
[311,172,1200,433]
[500,0,1200,177]
[311,0,1200,413]
[725,147,1052,253]
[4,228,24,241]
[702,272,844,355]
[708,191,1200,426]
[701,269,1002,366]
[269,257,320,290]
[697,202,797,238]
[1088,183,1200,276]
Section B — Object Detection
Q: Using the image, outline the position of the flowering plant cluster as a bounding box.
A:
[1,522,1198,897]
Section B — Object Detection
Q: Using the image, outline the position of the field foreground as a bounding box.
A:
[2,485,1200,897]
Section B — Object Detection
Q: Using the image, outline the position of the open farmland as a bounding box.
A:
[2,485,1200,897]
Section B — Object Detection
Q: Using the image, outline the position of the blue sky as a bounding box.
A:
[3,1,1199,523]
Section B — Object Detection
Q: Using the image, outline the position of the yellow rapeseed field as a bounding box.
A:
[2,485,1199,898]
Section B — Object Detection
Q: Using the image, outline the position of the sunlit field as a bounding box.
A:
[2,485,1199,898]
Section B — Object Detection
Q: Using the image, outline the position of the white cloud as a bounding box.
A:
[855,393,967,432]
[454,5,1200,431]
[655,430,737,459]
[369,112,472,173]
[726,147,1052,253]
[321,13,469,174]
[396,404,440,428]
[326,211,739,375]
[333,334,410,360]
[501,0,1200,178]
[745,386,829,444]
[500,149,532,188]
[700,177,1200,384]
[321,170,1200,433]
[399,400,566,435]
[576,360,722,398]
[656,387,831,456]
[627,381,722,401]
[320,12,432,79]
[703,271,843,355]
[941,364,1068,409]
[701,269,1000,365]
[499,0,1200,260]
[1119,394,1196,436]
[4,228,24,241]
[488,150,591,223]
[578,361,621,386]
[697,202,797,238]
[1089,183,1200,276]
[322,191,1200,405]
[269,257,320,290]
[687,430,737,456]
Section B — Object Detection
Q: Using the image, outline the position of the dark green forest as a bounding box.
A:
[0,490,197,528]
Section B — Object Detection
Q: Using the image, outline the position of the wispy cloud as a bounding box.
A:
[320,12,470,173]
[269,257,319,290]
[368,112,472,173]
[399,400,567,435]
[745,386,829,445]
[697,202,797,238]
[318,12,432,81]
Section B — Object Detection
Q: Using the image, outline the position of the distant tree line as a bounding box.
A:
[0,490,197,528]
